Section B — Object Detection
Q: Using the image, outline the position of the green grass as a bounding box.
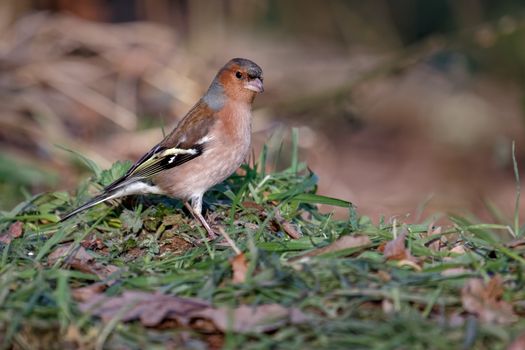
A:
[0,135,524,349]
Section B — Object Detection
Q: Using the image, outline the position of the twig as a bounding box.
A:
[217,226,241,255]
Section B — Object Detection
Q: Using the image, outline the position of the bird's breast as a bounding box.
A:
[154,103,252,200]
[209,101,252,173]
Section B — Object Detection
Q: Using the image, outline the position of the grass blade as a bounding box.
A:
[290,127,299,174]
[55,144,102,178]
[291,193,351,208]
[512,141,521,237]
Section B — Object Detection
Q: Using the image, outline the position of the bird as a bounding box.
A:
[61,58,264,238]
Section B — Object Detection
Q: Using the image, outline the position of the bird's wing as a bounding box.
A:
[104,101,216,192]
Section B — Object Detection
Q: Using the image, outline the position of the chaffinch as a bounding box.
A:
[61,58,264,238]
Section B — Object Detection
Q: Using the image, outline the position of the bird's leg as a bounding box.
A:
[185,198,243,253]
[185,196,217,239]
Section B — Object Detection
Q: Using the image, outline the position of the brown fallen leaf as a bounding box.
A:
[241,201,265,213]
[0,221,24,244]
[78,291,308,333]
[48,244,121,280]
[383,230,419,265]
[383,230,410,260]
[273,208,301,239]
[280,221,302,240]
[231,253,248,284]
[81,234,106,250]
[461,275,518,324]
[298,235,371,260]
[79,291,210,327]
[198,304,308,333]
[71,283,107,302]
[377,241,386,253]
[48,244,92,264]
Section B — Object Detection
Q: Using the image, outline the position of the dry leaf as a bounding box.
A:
[461,275,518,324]
[231,253,248,284]
[48,244,120,280]
[383,230,419,265]
[48,244,92,263]
[384,231,409,260]
[78,291,308,332]
[0,221,23,244]
[71,283,107,302]
[81,234,106,250]
[280,221,302,240]
[198,304,308,333]
[273,208,301,239]
[300,235,371,259]
[79,291,209,327]
[241,201,265,213]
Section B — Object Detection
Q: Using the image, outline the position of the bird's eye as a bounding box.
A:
[235,71,242,79]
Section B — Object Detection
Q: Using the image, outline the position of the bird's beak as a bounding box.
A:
[244,77,264,93]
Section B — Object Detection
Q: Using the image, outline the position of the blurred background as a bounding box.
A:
[1,0,525,223]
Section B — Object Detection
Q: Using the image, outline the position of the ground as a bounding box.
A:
[1,145,524,350]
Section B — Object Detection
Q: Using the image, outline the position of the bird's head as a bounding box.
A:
[224,58,264,93]
[205,58,263,107]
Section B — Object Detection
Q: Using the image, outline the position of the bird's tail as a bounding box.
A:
[60,181,163,222]
[60,190,122,222]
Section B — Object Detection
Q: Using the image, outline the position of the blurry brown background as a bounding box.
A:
[1,0,525,223]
